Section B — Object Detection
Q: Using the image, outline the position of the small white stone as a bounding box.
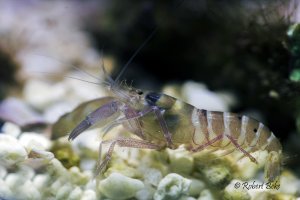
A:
[17,165,35,180]
[0,179,13,199]
[279,171,299,195]
[19,132,52,150]
[85,179,97,190]
[169,149,194,175]
[189,179,206,197]
[6,175,38,200]
[1,122,21,137]
[50,179,63,192]
[154,173,192,200]
[136,184,156,200]
[5,173,23,189]
[0,135,27,166]
[68,186,83,200]
[202,164,231,187]
[197,189,215,200]
[98,172,144,200]
[33,174,50,190]
[141,167,162,187]
[56,183,73,200]
[47,158,68,178]
[81,189,97,200]
[0,165,7,179]
[15,180,41,200]
[69,166,89,185]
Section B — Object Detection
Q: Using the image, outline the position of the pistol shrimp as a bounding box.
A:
[62,34,282,183]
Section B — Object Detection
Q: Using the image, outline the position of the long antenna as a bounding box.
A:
[113,27,158,85]
[32,71,110,86]
[32,53,102,82]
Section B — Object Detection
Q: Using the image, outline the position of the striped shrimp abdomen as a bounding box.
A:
[190,109,282,182]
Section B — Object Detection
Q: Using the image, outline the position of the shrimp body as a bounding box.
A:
[122,91,282,181]
[64,72,282,181]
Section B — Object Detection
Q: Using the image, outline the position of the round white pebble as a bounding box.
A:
[0,179,13,199]
[0,165,7,179]
[154,173,192,200]
[81,189,97,200]
[68,186,83,200]
[98,172,144,200]
[19,132,51,150]
[0,135,27,166]
[1,122,21,137]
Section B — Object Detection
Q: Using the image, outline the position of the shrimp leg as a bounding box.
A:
[94,137,162,176]
[225,134,258,164]
[153,107,174,149]
[191,134,224,152]
[94,140,117,177]
[191,134,258,164]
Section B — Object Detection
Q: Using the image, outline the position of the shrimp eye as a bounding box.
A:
[145,92,161,106]
[136,89,143,95]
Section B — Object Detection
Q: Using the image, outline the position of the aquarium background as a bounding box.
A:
[0,0,299,199]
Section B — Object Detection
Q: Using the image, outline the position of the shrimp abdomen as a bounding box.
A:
[191,109,282,181]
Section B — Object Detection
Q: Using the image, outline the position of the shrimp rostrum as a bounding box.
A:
[63,64,283,182]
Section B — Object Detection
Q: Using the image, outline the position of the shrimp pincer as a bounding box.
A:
[65,67,282,182]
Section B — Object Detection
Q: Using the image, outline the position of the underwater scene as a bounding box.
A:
[0,0,300,199]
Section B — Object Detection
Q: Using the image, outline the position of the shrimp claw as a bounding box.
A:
[68,100,119,141]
